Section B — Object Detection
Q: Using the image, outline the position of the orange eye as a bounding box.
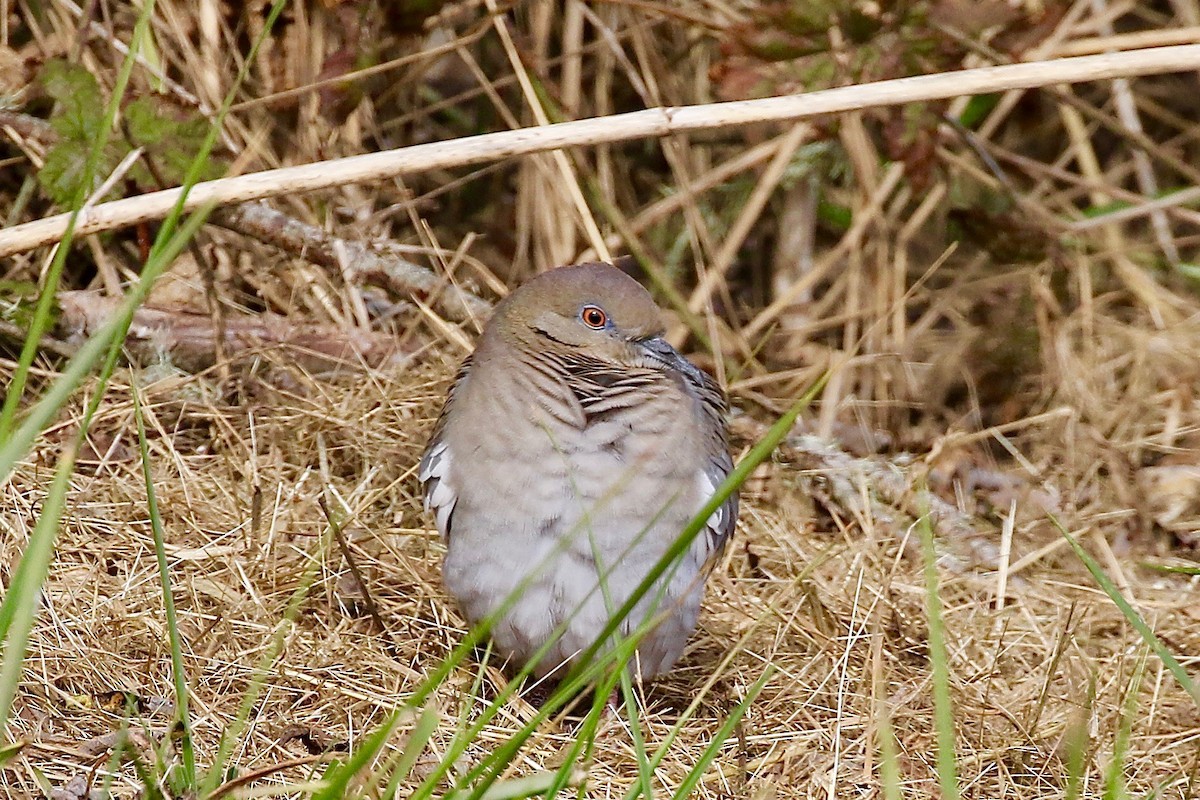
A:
[580,305,608,329]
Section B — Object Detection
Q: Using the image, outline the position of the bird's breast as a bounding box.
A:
[448,363,703,537]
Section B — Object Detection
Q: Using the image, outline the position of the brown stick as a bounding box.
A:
[211,203,491,325]
[55,290,411,372]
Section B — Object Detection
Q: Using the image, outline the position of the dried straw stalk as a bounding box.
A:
[1,45,1199,259]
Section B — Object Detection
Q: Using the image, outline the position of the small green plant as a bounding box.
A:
[36,61,226,206]
[35,60,126,206]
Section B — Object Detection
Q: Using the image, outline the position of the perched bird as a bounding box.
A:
[419,262,737,680]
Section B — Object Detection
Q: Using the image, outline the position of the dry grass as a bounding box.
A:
[2,0,1199,798]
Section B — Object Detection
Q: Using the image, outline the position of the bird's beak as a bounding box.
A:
[637,336,705,383]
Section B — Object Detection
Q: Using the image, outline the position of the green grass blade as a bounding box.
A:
[95,724,135,800]
[445,770,585,800]
[0,203,210,490]
[1054,517,1200,707]
[917,505,960,800]
[1104,648,1148,800]
[311,709,403,800]
[0,738,24,768]
[1140,561,1200,576]
[876,705,904,800]
[540,660,627,800]
[428,646,619,800]
[132,382,196,788]
[0,0,283,756]
[379,705,440,797]
[403,624,588,800]
[1064,673,1096,800]
[615,609,788,800]
[669,667,772,800]
[0,445,76,737]
[583,509,653,800]
[1063,708,1091,800]
[619,671,653,800]
[0,0,288,488]
[430,609,668,800]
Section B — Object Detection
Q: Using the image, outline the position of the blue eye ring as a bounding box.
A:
[580,305,608,329]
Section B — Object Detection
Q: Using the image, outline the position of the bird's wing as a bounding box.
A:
[418,354,473,540]
[689,369,739,558]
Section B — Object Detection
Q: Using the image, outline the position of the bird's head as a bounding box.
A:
[488,262,698,377]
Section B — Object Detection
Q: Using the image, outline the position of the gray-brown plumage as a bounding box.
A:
[419,262,736,679]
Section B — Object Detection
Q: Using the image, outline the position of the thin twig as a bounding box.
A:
[0,319,76,358]
[54,289,411,371]
[318,495,395,651]
[212,203,492,325]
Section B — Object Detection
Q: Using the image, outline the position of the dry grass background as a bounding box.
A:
[1,0,1199,798]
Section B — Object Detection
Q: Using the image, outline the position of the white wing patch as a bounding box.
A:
[419,440,458,539]
[694,466,736,559]
[697,471,724,532]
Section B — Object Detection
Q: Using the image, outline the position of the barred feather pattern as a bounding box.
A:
[553,347,736,554]
[419,335,736,679]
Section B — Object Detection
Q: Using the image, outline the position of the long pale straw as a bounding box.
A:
[2,44,1199,259]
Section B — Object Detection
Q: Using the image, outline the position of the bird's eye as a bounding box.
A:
[580,305,608,329]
